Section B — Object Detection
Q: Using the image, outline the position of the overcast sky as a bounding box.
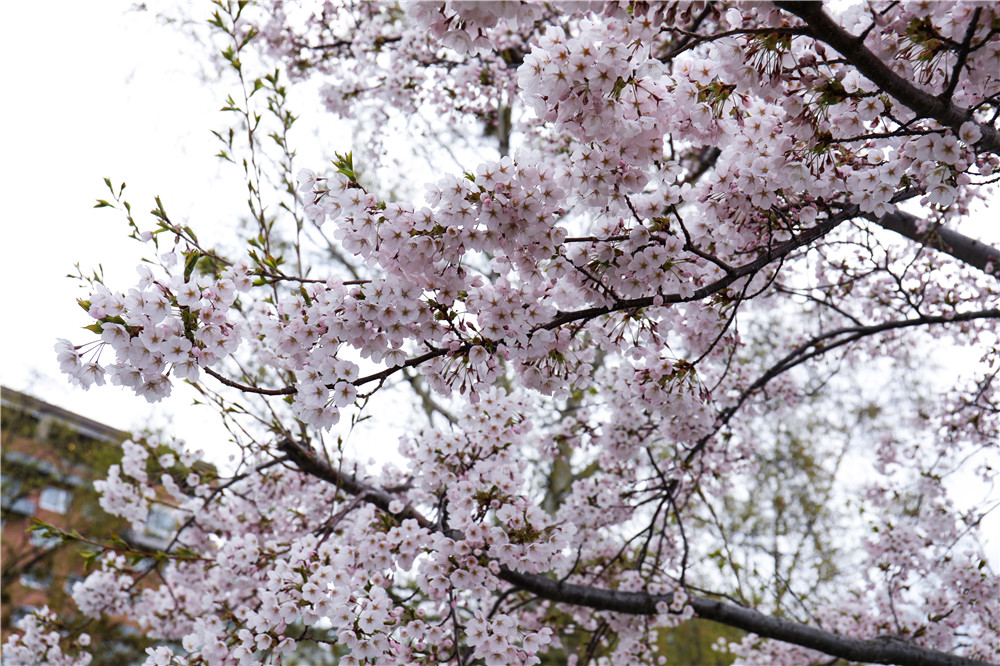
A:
[1,1,239,453]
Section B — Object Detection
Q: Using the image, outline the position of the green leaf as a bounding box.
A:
[333,151,356,181]
[609,76,629,100]
[184,252,200,281]
[80,549,98,572]
[28,520,52,533]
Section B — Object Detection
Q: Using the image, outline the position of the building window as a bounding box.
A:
[135,557,157,572]
[1,474,21,500]
[1,475,31,514]
[39,486,72,514]
[145,505,178,537]
[20,570,51,589]
[9,497,36,516]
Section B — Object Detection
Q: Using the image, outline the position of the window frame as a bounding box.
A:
[38,486,72,514]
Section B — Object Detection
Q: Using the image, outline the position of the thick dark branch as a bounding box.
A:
[739,307,1000,396]
[498,567,995,666]
[681,145,722,186]
[544,208,853,330]
[942,7,983,101]
[207,210,857,396]
[204,367,290,396]
[774,1,1000,154]
[873,208,1000,278]
[278,437,995,666]
[695,308,1000,457]
[277,439,434,530]
[207,206,998,407]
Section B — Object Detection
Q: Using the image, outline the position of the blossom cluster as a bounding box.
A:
[56,262,251,402]
[1,608,91,666]
[15,1,1000,664]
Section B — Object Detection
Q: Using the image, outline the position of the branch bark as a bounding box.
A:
[874,208,1000,278]
[205,208,858,397]
[695,308,1000,458]
[499,567,996,666]
[276,435,999,666]
[543,207,854,330]
[277,439,434,531]
[774,1,1000,155]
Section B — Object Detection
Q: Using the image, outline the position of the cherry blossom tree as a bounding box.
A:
[6,1,1000,664]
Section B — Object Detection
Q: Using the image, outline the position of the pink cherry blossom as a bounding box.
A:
[13,2,1000,665]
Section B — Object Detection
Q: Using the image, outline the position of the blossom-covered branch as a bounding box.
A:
[13,1,999,665]
[498,568,995,666]
[775,1,1000,154]
[873,208,1000,277]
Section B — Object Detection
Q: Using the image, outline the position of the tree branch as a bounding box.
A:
[774,1,1000,154]
[873,208,1000,278]
[694,308,1000,458]
[204,209,857,397]
[277,433,997,666]
[544,208,853,330]
[277,439,435,531]
[941,7,983,102]
[498,567,996,666]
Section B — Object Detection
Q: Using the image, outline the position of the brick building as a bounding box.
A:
[1,386,180,663]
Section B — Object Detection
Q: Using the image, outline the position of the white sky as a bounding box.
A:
[1,1,240,454]
[1,0,996,562]
[0,0,401,469]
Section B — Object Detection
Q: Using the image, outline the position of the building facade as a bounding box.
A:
[1,387,170,663]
